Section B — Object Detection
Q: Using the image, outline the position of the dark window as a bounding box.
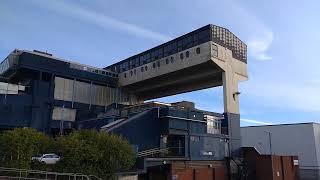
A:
[212,44,218,57]
[170,56,174,63]
[166,58,169,64]
[177,40,183,51]
[153,63,156,68]
[145,53,150,63]
[196,47,201,54]
[180,53,184,60]
[157,61,160,67]
[130,70,133,76]
[141,67,144,72]
[124,73,127,78]
[145,66,148,71]
[186,51,190,58]
[134,69,136,74]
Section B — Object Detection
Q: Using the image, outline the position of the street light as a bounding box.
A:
[264,130,273,155]
[264,130,274,180]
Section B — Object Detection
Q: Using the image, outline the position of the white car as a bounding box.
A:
[32,153,61,165]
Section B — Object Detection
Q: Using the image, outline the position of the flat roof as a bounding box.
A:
[241,122,320,128]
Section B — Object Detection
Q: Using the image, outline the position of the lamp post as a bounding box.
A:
[264,130,274,180]
[264,130,273,155]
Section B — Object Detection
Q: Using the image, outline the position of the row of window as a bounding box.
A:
[54,77,130,106]
[69,63,118,78]
[123,47,203,78]
[110,25,247,74]
[212,26,246,62]
[112,28,211,73]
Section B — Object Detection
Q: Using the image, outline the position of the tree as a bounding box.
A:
[54,130,135,178]
[0,128,52,169]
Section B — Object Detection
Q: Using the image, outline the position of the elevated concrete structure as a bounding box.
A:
[106,24,248,156]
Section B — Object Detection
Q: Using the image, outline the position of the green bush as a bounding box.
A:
[0,128,52,169]
[0,128,135,179]
[53,130,135,178]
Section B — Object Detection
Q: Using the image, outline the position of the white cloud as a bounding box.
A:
[226,0,274,61]
[30,0,171,42]
[241,118,273,125]
[247,31,274,61]
[242,80,320,112]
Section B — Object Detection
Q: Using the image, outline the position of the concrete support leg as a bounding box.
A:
[222,71,241,157]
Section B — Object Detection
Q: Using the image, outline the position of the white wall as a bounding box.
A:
[241,123,319,169]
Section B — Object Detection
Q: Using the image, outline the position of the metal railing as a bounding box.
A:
[0,167,101,180]
[137,148,169,158]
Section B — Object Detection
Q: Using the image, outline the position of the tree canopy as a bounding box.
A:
[0,128,135,178]
[54,130,136,178]
[0,128,52,169]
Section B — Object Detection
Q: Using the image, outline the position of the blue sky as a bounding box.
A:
[1,0,319,126]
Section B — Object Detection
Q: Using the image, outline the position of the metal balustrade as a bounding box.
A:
[0,167,101,180]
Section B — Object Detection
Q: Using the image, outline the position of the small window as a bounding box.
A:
[186,51,190,58]
[212,44,218,57]
[196,47,201,54]
[180,53,184,60]
[166,58,169,64]
[157,61,160,67]
[153,63,156,68]
[134,69,136,74]
[170,57,174,63]
[124,73,127,78]
[145,66,148,71]
[130,70,133,76]
[141,67,144,72]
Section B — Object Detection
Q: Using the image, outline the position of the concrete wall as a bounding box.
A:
[241,123,320,180]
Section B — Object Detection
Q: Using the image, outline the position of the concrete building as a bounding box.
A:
[241,123,320,180]
[0,24,248,179]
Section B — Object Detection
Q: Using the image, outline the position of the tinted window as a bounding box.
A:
[166,58,169,64]
[180,53,184,60]
[196,47,201,54]
[145,66,148,71]
[157,61,160,67]
[153,63,156,68]
[186,51,190,58]
[141,67,144,72]
[130,71,133,76]
[212,44,218,57]
[170,57,174,63]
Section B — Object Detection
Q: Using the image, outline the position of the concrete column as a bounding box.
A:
[222,66,241,157]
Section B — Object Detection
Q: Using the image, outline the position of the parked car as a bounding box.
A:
[31,153,61,165]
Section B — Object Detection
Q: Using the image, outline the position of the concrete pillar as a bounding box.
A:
[222,66,241,157]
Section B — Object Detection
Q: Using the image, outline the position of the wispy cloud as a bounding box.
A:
[242,80,320,112]
[227,0,273,61]
[241,118,273,125]
[247,31,273,61]
[30,0,171,42]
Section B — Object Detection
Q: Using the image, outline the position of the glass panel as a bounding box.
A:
[54,77,65,100]
[74,81,91,104]
[52,107,76,122]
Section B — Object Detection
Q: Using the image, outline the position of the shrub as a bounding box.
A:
[0,128,52,169]
[53,130,135,178]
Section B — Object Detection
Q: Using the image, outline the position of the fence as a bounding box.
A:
[0,167,101,180]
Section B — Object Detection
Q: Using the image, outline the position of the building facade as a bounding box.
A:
[0,24,248,179]
[241,123,320,180]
